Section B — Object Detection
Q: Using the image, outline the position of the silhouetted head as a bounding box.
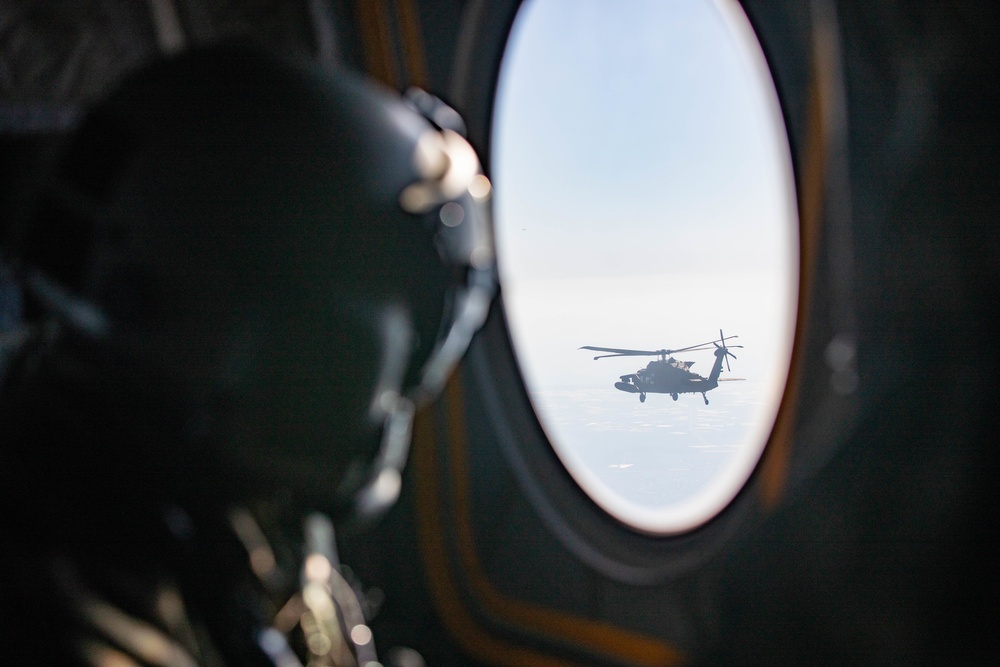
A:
[6,44,494,518]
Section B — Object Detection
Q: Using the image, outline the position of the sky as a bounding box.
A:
[490,0,799,533]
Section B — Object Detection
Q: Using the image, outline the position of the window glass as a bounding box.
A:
[492,0,798,534]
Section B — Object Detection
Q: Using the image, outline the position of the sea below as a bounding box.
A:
[528,380,773,510]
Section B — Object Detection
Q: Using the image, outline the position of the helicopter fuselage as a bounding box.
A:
[617,356,719,392]
[583,332,739,404]
[613,348,729,404]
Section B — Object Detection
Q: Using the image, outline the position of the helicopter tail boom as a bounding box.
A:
[708,329,739,384]
[707,348,727,386]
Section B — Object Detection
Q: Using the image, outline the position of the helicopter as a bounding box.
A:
[581,330,744,404]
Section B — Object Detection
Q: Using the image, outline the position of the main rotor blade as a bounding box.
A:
[580,346,662,356]
[673,345,720,354]
[669,336,738,354]
[581,336,742,361]
[590,352,651,360]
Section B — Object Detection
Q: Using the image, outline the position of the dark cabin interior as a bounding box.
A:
[2,1,998,665]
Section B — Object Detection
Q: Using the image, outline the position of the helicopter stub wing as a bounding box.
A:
[614,381,641,393]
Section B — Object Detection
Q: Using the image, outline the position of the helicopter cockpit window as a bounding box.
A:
[492,0,798,534]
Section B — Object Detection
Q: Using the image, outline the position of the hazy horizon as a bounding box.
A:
[491,0,798,533]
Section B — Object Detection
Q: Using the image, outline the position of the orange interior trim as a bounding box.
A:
[356,0,399,88]
[759,17,833,509]
[394,0,429,89]
[414,407,587,667]
[413,375,684,666]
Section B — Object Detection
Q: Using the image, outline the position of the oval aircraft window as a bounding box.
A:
[492,0,798,534]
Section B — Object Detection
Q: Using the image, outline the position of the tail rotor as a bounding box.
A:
[714,328,742,372]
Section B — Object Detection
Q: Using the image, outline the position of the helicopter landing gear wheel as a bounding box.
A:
[639,393,646,403]
[702,394,709,405]
[671,393,678,401]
